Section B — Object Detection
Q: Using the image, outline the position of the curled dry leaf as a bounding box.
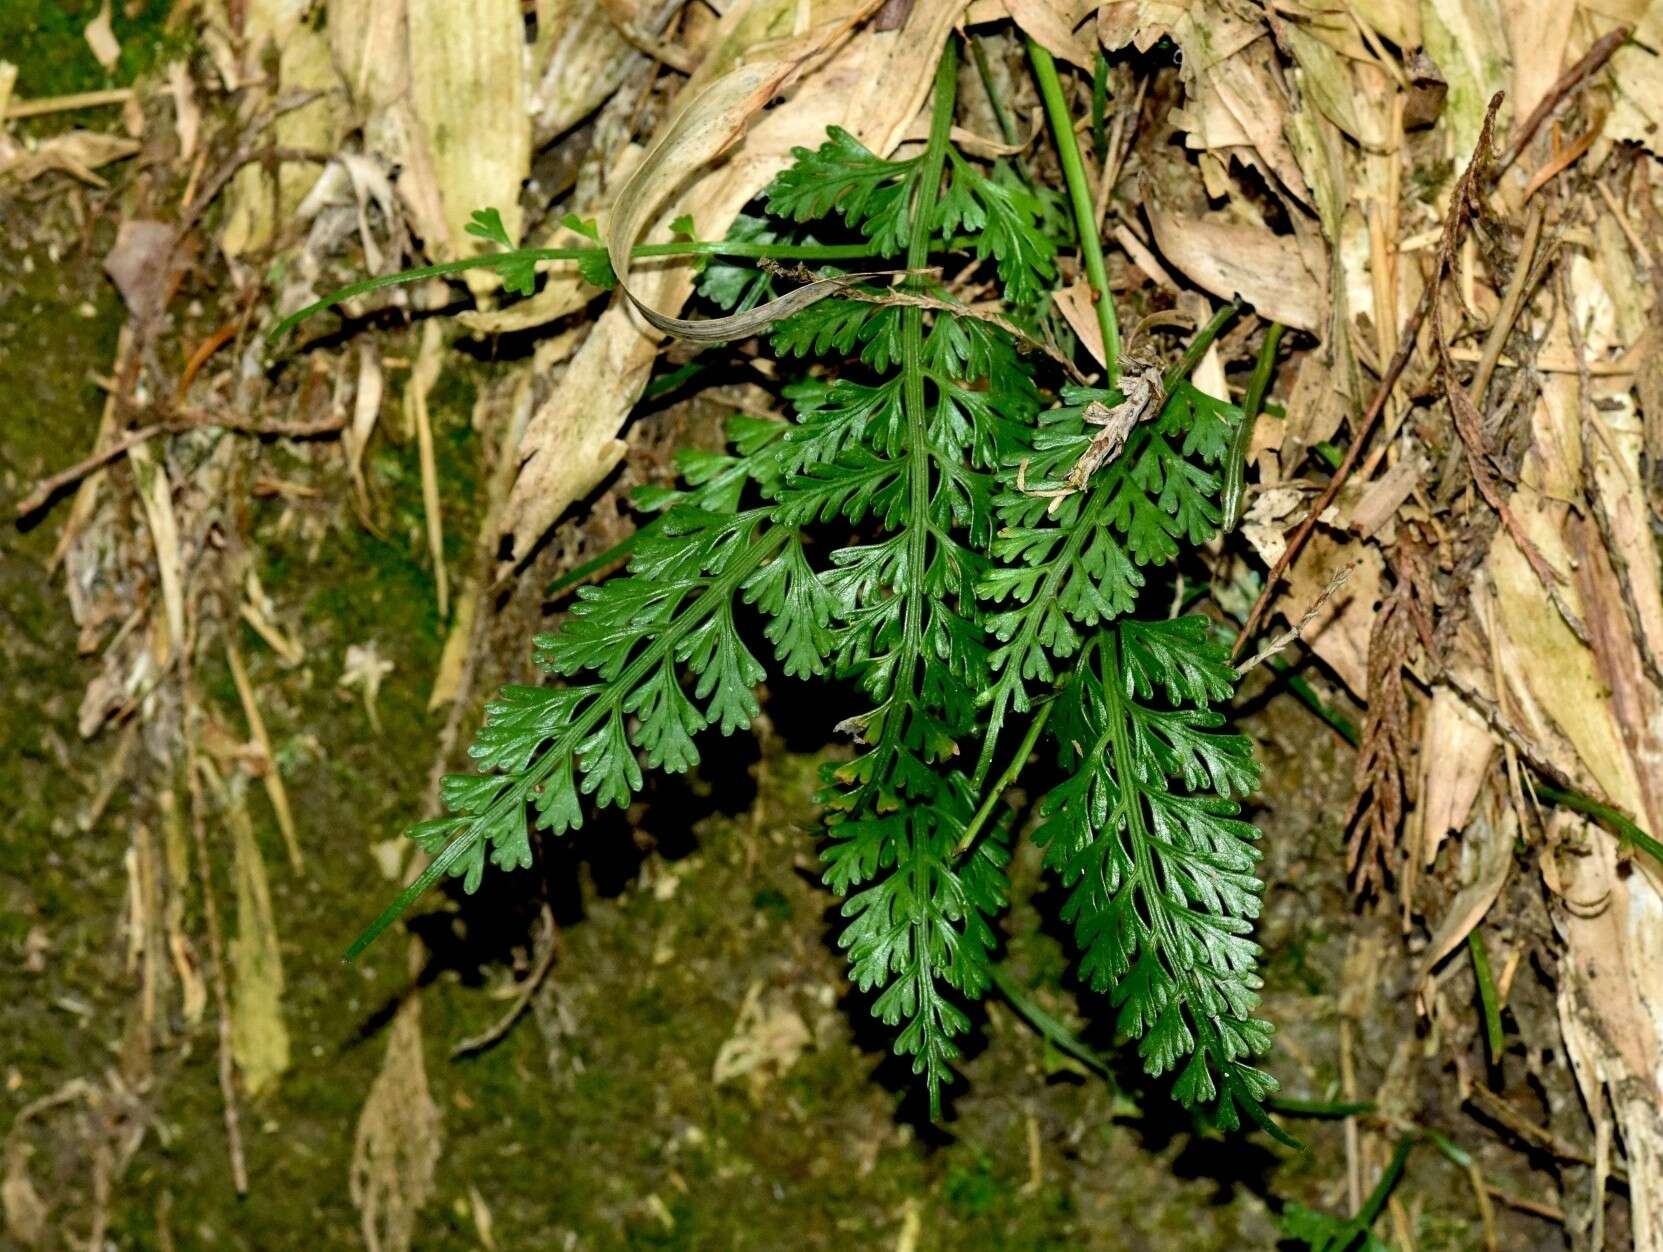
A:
[0,128,138,186]
[500,0,964,559]
[601,10,892,345]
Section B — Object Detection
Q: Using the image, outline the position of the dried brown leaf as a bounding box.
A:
[1416,685,1494,869]
[1413,801,1514,985]
[0,128,138,186]
[1421,0,1510,156]
[1547,810,1663,1252]
[227,786,289,1098]
[1145,207,1325,333]
[1344,529,1435,896]
[351,994,440,1252]
[84,0,120,72]
[530,0,640,145]
[1002,0,1097,68]
[103,220,175,323]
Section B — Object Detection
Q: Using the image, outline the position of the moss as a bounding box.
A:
[0,0,188,100]
[0,224,132,1119]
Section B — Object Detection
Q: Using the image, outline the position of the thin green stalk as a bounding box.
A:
[268,238,880,343]
[1029,38,1120,385]
[1422,1128,1473,1170]
[884,38,961,1120]
[1533,777,1663,867]
[1090,53,1110,163]
[1469,929,1505,1063]
[1354,1136,1416,1230]
[988,964,1115,1079]
[1162,298,1242,391]
[969,35,1018,149]
[1259,652,1360,746]
[954,699,1053,856]
[1223,322,1284,533]
[1268,1096,1377,1119]
[545,524,654,598]
[886,40,959,787]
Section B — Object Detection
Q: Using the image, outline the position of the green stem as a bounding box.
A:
[545,524,654,599]
[969,35,1018,148]
[1252,651,1360,746]
[1355,1136,1416,1230]
[1223,322,1283,533]
[269,238,880,343]
[1532,778,1663,868]
[888,41,959,777]
[955,699,1053,856]
[884,38,961,1120]
[1101,635,1182,964]
[1267,1096,1377,1119]
[1161,299,1242,392]
[988,965,1115,1079]
[1029,38,1120,385]
[1469,929,1505,1063]
[1090,53,1111,163]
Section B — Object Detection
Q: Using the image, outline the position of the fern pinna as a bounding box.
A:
[350,42,1284,1137]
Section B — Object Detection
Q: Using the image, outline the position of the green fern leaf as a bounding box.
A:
[1033,618,1279,1134]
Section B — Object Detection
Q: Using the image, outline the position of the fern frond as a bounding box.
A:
[349,40,1286,1142]
[977,368,1243,773]
[1033,618,1282,1135]
[767,126,919,255]
[347,425,811,958]
[938,152,1057,307]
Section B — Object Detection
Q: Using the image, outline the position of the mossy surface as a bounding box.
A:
[1,0,186,99]
[0,19,1540,1247]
